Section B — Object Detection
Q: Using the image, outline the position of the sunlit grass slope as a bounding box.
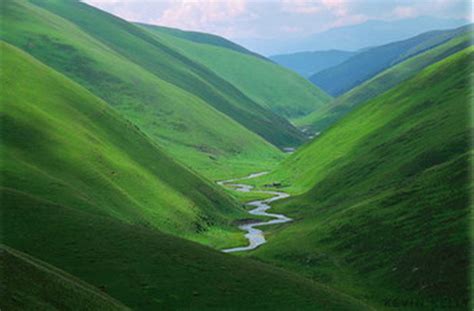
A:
[296,28,473,132]
[0,0,285,179]
[28,0,305,148]
[145,24,265,59]
[0,45,368,308]
[141,24,332,120]
[0,41,249,247]
[252,48,472,309]
[0,245,129,311]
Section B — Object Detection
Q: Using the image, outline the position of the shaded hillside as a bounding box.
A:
[297,28,473,132]
[253,48,472,309]
[0,38,371,311]
[310,25,471,96]
[2,188,370,311]
[1,0,288,179]
[0,41,245,246]
[270,50,356,78]
[141,23,331,120]
[141,24,266,60]
[0,245,129,310]
[29,0,305,148]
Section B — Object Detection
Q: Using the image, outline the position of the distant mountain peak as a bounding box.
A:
[238,16,469,56]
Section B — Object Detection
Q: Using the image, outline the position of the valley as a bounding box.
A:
[1,1,471,310]
[217,172,292,253]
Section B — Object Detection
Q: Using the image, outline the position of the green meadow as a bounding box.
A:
[1,0,471,309]
[1,0,296,180]
[0,40,368,311]
[249,47,473,309]
[296,27,473,133]
[1,41,246,247]
[143,24,332,120]
[1,245,129,310]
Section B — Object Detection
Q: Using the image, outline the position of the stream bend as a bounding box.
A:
[217,172,292,253]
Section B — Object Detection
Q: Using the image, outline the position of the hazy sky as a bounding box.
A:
[83,0,472,40]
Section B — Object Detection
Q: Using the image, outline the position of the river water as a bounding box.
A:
[217,172,292,253]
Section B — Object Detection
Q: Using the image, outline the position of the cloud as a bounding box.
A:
[329,14,367,28]
[280,0,322,14]
[320,0,348,17]
[279,0,367,30]
[280,25,303,33]
[82,0,471,42]
[280,0,349,15]
[157,0,248,29]
[392,5,417,18]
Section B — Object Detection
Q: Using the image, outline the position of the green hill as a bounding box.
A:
[270,49,357,78]
[0,245,129,310]
[0,0,293,179]
[0,41,247,247]
[2,189,370,310]
[141,24,332,120]
[296,28,473,132]
[0,40,371,311]
[309,25,471,96]
[29,0,305,147]
[251,48,472,309]
[141,24,265,60]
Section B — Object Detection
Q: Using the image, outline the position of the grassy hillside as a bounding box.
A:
[1,187,371,310]
[28,0,305,148]
[270,50,357,78]
[296,28,473,132]
[1,41,250,248]
[142,24,265,60]
[0,18,371,311]
[0,245,129,310]
[310,25,471,96]
[141,24,332,120]
[251,48,472,309]
[0,39,372,310]
[0,0,289,180]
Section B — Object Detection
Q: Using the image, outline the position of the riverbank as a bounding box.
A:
[217,172,292,253]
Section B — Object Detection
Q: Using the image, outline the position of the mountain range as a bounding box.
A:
[296,24,473,132]
[270,49,357,78]
[237,16,468,55]
[310,24,473,96]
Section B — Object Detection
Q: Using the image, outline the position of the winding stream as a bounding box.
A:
[217,172,292,253]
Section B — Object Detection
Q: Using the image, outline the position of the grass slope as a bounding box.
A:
[0,245,129,310]
[0,41,248,247]
[1,188,370,310]
[141,24,332,120]
[296,28,473,132]
[0,0,286,180]
[141,24,266,60]
[251,48,473,309]
[270,49,357,78]
[29,0,305,148]
[0,46,366,308]
[310,25,471,96]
